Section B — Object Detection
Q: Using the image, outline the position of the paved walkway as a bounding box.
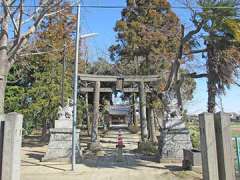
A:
[21,127,202,180]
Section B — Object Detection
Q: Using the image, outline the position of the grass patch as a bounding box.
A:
[187,121,240,149]
[231,122,240,137]
[187,122,200,149]
[137,141,158,155]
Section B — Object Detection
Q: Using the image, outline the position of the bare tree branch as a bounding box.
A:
[8,0,64,62]
[19,48,63,57]
[10,0,18,6]
[164,25,184,91]
[184,48,207,55]
[182,19,205,44]
[164,15,206,91]
[45,9,65,17]
[13,0,23,48]
[22,6,42,25]
[2,0,18,34]
[7,78,22,85]
[235,81,240,87]
[186,72,208,78]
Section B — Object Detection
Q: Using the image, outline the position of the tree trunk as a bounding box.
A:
[41,119,48,138]
[91,81,100,143]
[0,10,10,113]
[207,43,217,113]
[0,77,7,114]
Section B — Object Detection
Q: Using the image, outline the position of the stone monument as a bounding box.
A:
[42,99,81,162]
[158,90,192,162]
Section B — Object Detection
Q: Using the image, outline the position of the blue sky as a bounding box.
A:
[80,0,240,114]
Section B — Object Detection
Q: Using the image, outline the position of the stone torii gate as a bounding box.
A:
[78,73,160,147]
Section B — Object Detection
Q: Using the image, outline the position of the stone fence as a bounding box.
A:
[199,112,235,180]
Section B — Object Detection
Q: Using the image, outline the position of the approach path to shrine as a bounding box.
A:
[21,127,202,180]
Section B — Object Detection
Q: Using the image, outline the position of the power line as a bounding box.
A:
[1,4,240,10]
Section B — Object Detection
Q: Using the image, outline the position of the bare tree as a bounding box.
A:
[163,0,209,108]
[0,0,67,113]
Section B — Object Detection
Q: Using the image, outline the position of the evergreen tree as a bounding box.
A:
[110,0,196,142]
[109,0,181,77]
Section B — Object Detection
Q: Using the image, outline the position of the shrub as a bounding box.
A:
[128,124,140,134]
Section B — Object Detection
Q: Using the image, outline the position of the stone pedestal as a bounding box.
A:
[165,118,186,130]
[42,126,81,162]
[158,91,192,162]
[158,128,192,162]
[182,149,202,170]
[55,119,72,128]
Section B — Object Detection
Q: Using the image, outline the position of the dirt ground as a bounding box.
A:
[21,127,202,180]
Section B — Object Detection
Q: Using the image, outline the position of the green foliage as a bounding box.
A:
[187,122,200,149]
[5,53,74,134]
[88,58,117,75]
[223,18,240,42]
[180,70,197,101]
[183,111,200,149]
[4,4,85,135]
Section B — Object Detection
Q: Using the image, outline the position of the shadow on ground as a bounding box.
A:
[22,135,49,147]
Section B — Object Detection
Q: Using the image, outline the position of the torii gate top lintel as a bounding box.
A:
[78,73,161,82]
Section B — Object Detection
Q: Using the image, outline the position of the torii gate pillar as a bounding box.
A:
[139,81,148,141]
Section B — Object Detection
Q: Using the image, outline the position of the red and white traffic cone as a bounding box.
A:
[117,130,124,147]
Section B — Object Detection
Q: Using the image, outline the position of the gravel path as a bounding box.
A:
[21,127,202,180]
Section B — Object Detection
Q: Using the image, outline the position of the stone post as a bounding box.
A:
[0,114,4,179]
[214,112,235,180]
[199,113,219,180]
[139,81,148,141]
[91,81,100,143]
[2,113,23,180]
[149,108,157,143]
